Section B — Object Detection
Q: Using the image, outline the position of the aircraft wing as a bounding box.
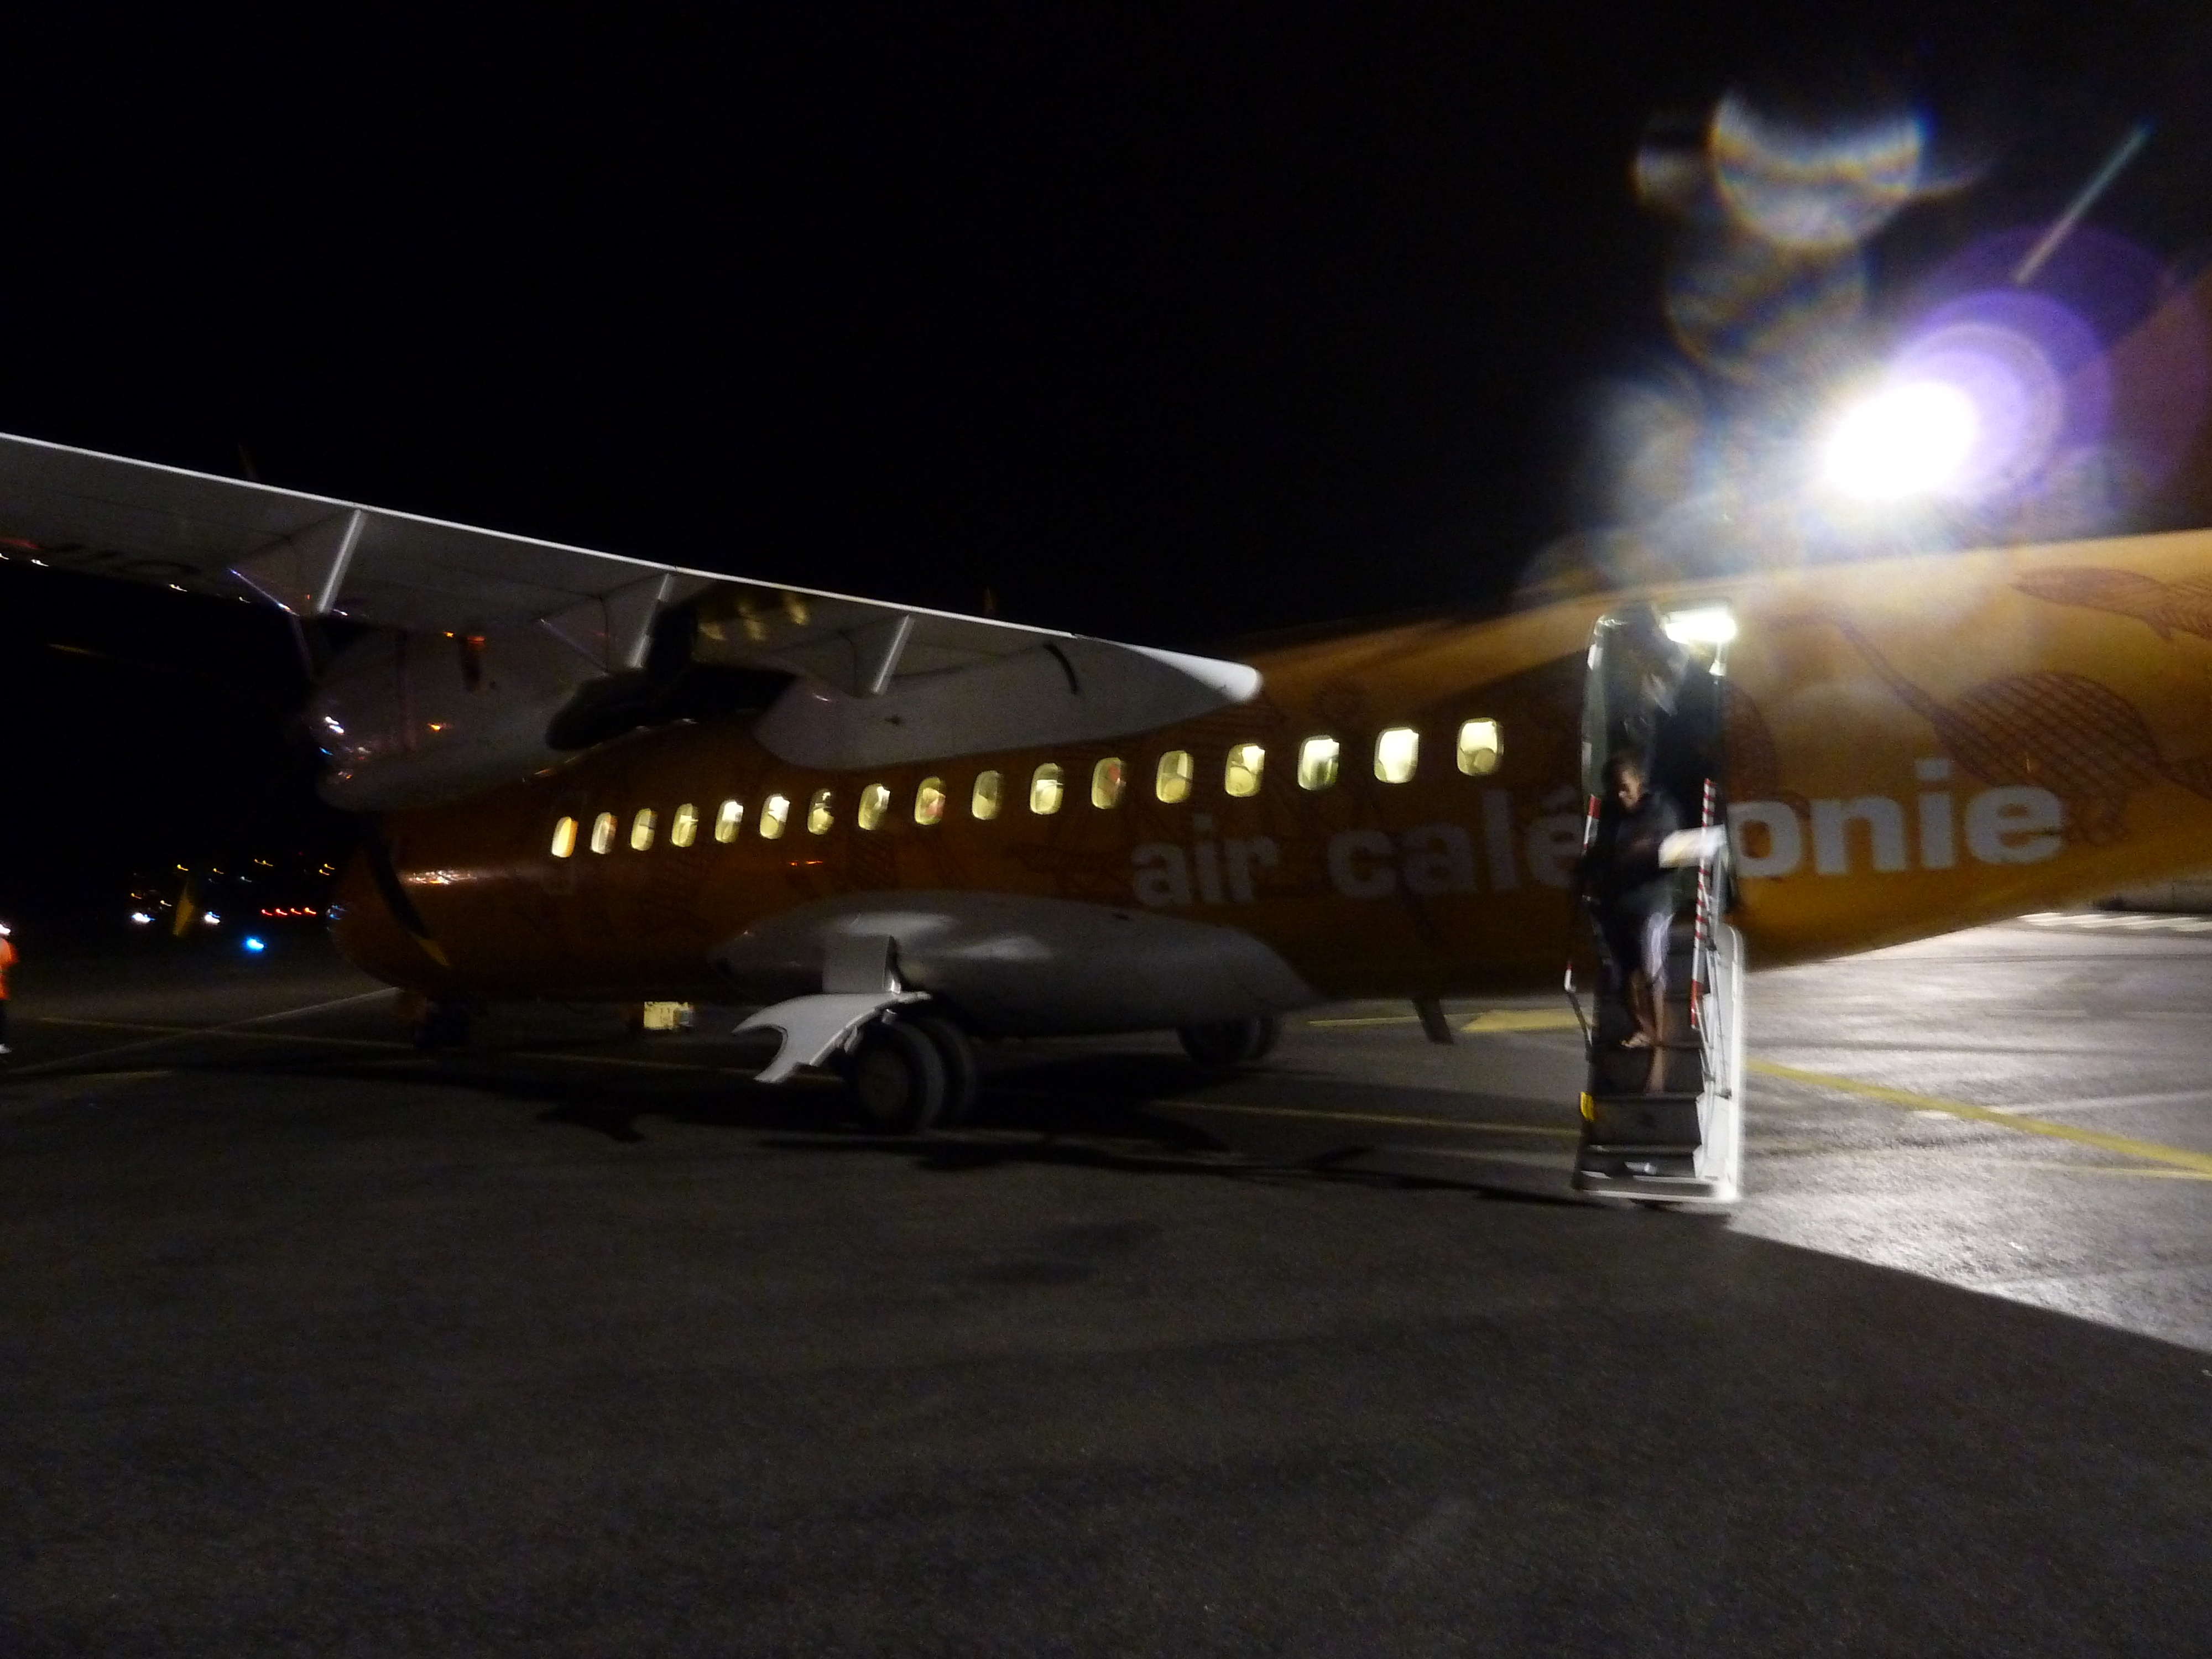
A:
[0,430,1256,704]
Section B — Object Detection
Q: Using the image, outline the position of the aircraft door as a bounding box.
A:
[1568,602,1743,1205]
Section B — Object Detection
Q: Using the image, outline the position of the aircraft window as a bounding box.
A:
[972,770,1003,820]
[550,816,578,858]
[714,799,744,842]
[1092,757,1126,808]
[808,789,835,834]
[1457,719,1502,775]
[630,808,656,851]
[1030,763,1065,815]
[1156,750,1193,804]
[1297,737,1339,791]
[1375,727,1419,783]
[915,776,947,825]
[671,804,698,848]
[858,784,890,831]
[1224,743,1265,797]
[590,812,617,854]
[760,794,790,839]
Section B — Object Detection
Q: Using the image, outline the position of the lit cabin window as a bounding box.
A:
[1092,757,1126,808]
[807,789,835,834]
[1155,750,1192,804]
[915,776,947,825]
[858,783,890,831]
[630,808,656,851]
[714,799,744,842]
[1375,727,1419,783]
[760,794,790,838]
[550,816,578,858]
[972,770,1003,820]
[1030,763,1065,815]
[1457,718,1503,775]
[590,812,617,854]
[1297,737,1339,790]
[1224,744,1265,797]
[670,803,699,847]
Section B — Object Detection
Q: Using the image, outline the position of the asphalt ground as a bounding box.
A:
[3,921,2210,1655]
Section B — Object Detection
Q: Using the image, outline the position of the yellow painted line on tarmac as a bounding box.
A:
[29,1016,409,1054]
[1160,1098,1578,1139]
[511,1049,728,1073]
[1308,1008,1581,1034]
[23,1016,814,1079]
[1461,1009,1581,1034]
[2001,1161,2212,1182]
[1748,1058,2212,1177]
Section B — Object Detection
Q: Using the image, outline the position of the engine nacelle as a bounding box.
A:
[309,625,604,811]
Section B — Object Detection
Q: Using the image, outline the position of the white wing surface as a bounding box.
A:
[0,431,1257,706]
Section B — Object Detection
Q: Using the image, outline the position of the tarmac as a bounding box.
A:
[3,919,2209,1655]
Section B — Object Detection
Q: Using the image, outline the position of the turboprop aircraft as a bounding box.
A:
[8,430,2212,1202]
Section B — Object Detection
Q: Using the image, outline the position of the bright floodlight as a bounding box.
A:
[1662,606,1738,646]
[1823,380,1979,499]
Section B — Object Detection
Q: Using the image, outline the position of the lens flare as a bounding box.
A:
[1823,381,1980,499]
[1710,90,1923,252]
[1665,224,1865,380]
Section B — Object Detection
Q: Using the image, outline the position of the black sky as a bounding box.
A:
[3,4,2208,922]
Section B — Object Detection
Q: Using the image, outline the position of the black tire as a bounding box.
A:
[903,1014,979,1125]
[1177,1015,1274,1068]
[1246,1014,1282,1062]
[848,1021,947,1134]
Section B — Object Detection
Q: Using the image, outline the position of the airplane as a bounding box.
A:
[7,428,2212,1205]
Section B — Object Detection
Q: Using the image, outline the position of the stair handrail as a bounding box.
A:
[1688,774,1733,1096]
[1562,790,1603,1048]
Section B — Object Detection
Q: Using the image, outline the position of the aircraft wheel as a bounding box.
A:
[903,1014,979,1125]
[1178,1015,1274,1068]
[1247,1014,1282,1062]
[848,1021,947,1135]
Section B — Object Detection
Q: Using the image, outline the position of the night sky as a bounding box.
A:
[3,6,2207,928]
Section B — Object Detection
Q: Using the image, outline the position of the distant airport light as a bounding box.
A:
[242,936,266,953]
[201,911,221,927]
[129,911,153,925]
[1661,606,1738,646]
[1822,380,1979,499]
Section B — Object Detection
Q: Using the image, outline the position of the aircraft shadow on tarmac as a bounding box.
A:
[34,1027,1602,1205]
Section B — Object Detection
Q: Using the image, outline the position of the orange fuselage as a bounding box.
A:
[333,531,2212,1011]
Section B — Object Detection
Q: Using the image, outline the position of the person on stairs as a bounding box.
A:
[1590,752,1681,1090]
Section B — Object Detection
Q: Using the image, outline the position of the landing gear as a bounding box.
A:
[846,1020,947,1134]
[902,1013,980,1125]
[413,998,472,1052]
[1177,1014,1280,1068]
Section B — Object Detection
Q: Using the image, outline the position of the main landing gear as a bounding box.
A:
[842,1011,981,1134]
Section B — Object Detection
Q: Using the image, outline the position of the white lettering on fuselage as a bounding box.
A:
[1127,763,2067,907]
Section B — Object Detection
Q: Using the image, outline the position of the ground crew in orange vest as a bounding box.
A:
[0,922,14,1055]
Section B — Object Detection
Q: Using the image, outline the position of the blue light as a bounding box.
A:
[242,936,267,954]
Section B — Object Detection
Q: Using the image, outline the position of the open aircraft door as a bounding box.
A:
[1566,602,1744,1205]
